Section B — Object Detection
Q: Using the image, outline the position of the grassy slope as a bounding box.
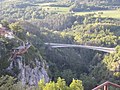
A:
[42,6,70,13]
[75,10,120,19]
[41,3,120,18]
[1,1,120,19]
[38,2,120,18]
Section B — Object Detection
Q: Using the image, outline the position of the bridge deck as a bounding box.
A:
[45,43,116,53]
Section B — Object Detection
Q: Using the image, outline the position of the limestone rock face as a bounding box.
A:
[7,56,49,86]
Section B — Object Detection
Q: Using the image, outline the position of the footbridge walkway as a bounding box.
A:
[45,43,116,53]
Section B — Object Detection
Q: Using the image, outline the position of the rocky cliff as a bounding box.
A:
[6,56,49,86]
[0,22,50,86]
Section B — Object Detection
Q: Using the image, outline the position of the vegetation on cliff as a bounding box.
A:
[0,0,120,90]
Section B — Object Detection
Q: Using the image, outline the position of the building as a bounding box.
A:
[0,24,14,39]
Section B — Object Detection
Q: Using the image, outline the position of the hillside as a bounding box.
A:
[0,0,120,90]
[1,0,120,20]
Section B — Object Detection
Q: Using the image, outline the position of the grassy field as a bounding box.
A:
[74,10,120,19]
[38,2,120,18]
[38,2,56,6]
[37,2,70,14]
[42,6,70,14]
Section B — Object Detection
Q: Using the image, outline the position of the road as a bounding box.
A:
[45,43,116,53]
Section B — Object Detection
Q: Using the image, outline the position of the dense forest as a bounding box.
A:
[0,0,120,90]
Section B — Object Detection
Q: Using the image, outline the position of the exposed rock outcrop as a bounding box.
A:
[6,56,49,86]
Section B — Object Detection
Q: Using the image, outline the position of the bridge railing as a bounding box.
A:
[45,43,116,53]
[92,81,120,90]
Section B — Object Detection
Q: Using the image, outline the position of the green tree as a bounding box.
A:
[0,75,17,90]
[61,69,76,84]
[56,77,68,90]
[9,22,26,40]
[70,79,84,90]
[43,81,57,90]
[38,79,45,90]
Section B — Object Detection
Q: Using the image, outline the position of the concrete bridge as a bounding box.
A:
[45,43,116,53]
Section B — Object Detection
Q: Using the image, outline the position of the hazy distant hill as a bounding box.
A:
[75,0,120,3]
